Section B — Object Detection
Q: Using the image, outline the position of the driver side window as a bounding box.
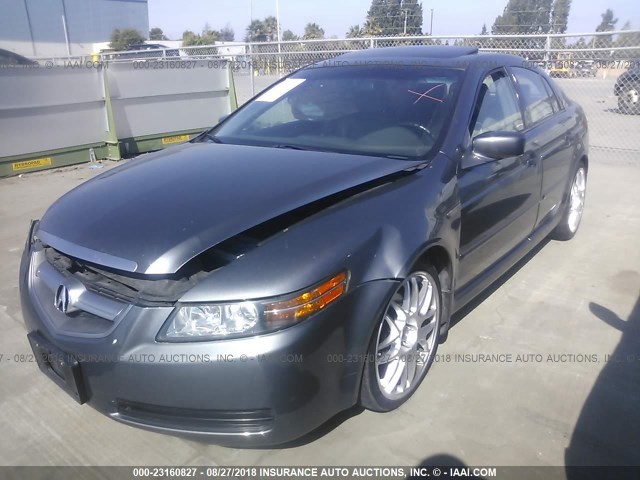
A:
[470,71,524,139]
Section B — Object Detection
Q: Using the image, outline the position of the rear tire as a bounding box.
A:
[618,86,640,114]
[551,162,587,241]
[359,265,442,412]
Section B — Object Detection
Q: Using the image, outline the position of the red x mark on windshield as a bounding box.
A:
[408,83,445,104]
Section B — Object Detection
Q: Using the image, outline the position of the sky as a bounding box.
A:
[148,0,640,41]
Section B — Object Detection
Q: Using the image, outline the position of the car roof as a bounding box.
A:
[0,48,37,65]
[328,46,525,70]
[129,43,167,49]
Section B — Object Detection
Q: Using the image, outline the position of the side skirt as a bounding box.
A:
[452,211,560,314]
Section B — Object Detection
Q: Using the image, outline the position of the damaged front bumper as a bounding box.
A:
[19,224,397,446]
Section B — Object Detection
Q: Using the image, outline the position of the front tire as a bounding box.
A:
[551,163,587,241]
[618,89,640,114]
[359,266,442,412]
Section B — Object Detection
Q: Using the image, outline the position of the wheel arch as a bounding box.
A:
[404,242,456,341]
[579,153,589,171]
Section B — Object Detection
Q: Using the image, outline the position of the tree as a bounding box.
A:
[480,24,488,35]
[245,16,278,42]
[109,28,146,50]
[263,16,278,41]
[364,0,423,36]
[182,24,217,46]
[303,23,325,40]
[596,8,618,32]
[492,0,553,35]
[617,21,640,57]
[282,29,299,41]
[550,0,571,33]
[245,19,267,42]
[400,0,423,35]
[347,25,364,38]
[218,23,235,42]
[200,23,217,44]
[362,18,383,36]
[595,8,619,48]
[149,27,168,41]
[182,30,198,45]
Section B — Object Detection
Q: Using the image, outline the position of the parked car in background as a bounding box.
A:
[575,60,597,78]
[127,43,180,57]
[548,53,574,77]
[106,43,181,60]
[21,46,589,446]
[615,63,640,114]
[0,48,37,66]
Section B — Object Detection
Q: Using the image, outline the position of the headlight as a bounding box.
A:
[158,271,348,342]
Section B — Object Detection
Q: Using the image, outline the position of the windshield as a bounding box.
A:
[208,65,463,159]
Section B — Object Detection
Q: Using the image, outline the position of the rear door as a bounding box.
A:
[457,69,541,288]
[509,67,574,229]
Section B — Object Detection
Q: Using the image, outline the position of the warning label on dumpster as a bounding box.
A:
[12,157,52,171]
[161,134,190,145]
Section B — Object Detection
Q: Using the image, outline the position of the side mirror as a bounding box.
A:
[471,131,525,161]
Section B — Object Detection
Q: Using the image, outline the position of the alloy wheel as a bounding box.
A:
[568,167,587,233]
[375,271,440,400]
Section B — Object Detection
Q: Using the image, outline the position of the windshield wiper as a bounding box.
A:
[272,144,311,151]
[201,132,223,144]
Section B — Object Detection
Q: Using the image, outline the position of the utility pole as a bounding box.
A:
[276,0,282,75]
[276,0,281,44]
[430,9,434,35]
[61,0,71,56]
[403,9,408,35]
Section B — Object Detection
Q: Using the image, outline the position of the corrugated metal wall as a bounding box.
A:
[0,0,149,57]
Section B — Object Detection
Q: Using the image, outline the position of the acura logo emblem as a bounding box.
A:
[54,285,70,313]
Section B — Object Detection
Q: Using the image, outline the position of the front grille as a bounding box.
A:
[44,246,196,306]
[30,250,125,336]
[116,400,274,434]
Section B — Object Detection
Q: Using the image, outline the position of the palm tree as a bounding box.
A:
[263,16,279,42]
[282,29,299,41]
[362,19,383,37]
[347,25,363,38]
[303,23,325,40]
[245,19,266,42]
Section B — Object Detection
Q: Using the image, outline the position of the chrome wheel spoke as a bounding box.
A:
[409,277,419,313]
[418,320,435,340]
[390,302,407,323]
[378,334,398,351]
[375,271,440,399]
[405,350,418,385]
[418,283,433,317]
[388,357,406,390]
[378,351,400,365]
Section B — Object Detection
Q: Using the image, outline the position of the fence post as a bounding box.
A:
[248,43,255,97]
[370,38,375,49]
[544,35,551,71]
[101,62,121,161]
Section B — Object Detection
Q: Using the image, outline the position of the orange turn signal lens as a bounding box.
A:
[264,272,348,325]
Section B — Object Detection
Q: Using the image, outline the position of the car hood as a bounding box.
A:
[38,143,426,275]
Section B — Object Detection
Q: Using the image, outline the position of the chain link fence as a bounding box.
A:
[66,30,638,154]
